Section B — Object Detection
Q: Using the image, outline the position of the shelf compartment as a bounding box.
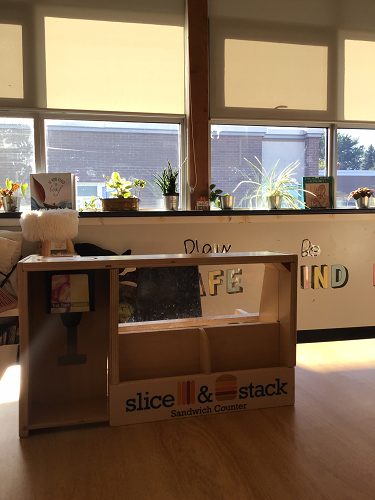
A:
[204,322,280,373]
[0,307,19,318]
[28,396,108,430]
[118,327,210,382]
[25,270,110,431]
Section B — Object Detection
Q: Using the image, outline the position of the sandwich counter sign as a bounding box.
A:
[110,367,295,426]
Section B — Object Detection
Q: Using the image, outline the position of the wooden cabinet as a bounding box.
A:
[18,252,297,436]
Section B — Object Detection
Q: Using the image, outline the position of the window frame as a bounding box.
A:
[0,109,187,210]
[209,119,375,210]
[3,111,375,212]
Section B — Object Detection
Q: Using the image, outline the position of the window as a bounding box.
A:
[211,125,327,208]
[45,119,182,210]
[0,117,35,210]
[336,128,375,207]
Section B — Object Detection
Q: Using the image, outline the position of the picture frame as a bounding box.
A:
[302,176,333,209]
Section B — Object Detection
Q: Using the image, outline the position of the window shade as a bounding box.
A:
[210,0,375,123]
[0,0,185,114]
[224,39,328,112]
[210,17,334,121]
[0,24,23,99]
[344,39,375,121]
[44,17,184,113]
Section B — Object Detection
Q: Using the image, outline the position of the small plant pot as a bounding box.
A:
[101,197,139,211]
[219,195,235,210]
[1,196,21,212]
[355,196,371,209]
[268,195,282,209]
[163,194,179,211]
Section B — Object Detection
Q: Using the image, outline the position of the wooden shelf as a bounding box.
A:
[28,397,108,430]
[0,307,18,318]
[18,252,297,435]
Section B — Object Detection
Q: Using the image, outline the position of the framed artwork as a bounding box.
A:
[302,177,333,209]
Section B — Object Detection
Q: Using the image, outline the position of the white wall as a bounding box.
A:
[3,212,374,332]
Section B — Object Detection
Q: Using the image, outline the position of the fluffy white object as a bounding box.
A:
[20,209,79,242]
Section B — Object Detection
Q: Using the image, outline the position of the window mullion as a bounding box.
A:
[327,124,337,207]
[33,113,46,174]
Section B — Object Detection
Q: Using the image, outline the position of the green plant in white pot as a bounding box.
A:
[233,157,312,209]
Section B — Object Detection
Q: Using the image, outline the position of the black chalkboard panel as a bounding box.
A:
[130,266,202,322]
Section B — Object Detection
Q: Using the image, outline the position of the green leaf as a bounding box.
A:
[21,183,28,198]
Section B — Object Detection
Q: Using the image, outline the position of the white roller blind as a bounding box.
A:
[343,39,375,121]
[210,0,375,123]
[44,17,184,113]
[0,24,23,99]
[0,0,185,114]
[224,39,328,112]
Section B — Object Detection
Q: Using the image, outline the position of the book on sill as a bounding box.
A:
[30,173,76,210]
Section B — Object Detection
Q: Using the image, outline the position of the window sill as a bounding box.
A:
[1,207,375,220]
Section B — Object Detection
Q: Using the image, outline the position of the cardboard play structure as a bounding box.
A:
[17,251,297,436]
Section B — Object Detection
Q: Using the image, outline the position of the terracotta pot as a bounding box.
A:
[101,197,139,211]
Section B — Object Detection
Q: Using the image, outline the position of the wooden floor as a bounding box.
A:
[1,339,375,500]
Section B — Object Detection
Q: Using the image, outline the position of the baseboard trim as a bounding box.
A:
[297,326,375,343]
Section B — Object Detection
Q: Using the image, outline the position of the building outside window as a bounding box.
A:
[336,129,375,207]
[211,125,327,209]
[0,117,35,211]
[44,120,181,210]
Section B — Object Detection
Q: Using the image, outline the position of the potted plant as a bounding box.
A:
[209,184,223,209]
[233,157,312,209]
[219,193,236,210]
[102,172,146,211]
[79,196,101,212]
[348,187,374,209]
[153,160,180,211]
[0,178,28,212]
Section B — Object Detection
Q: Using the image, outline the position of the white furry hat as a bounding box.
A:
[20,209,79,242]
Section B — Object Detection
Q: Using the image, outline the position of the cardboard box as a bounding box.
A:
[110,323,295,426]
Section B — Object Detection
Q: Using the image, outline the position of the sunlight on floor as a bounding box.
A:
[297,339,375,373]
[0,365,20,404]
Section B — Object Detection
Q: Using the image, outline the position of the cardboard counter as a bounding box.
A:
[17,252,297,436]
